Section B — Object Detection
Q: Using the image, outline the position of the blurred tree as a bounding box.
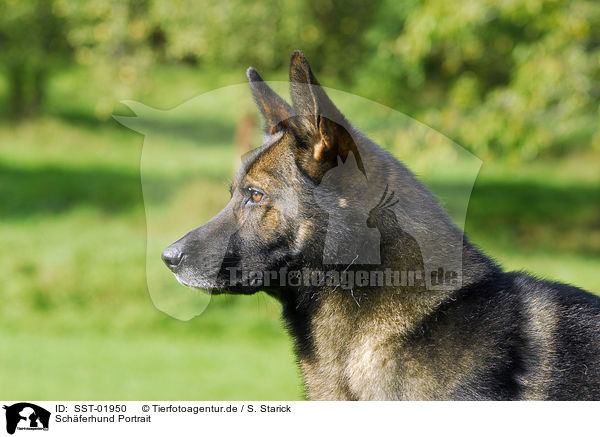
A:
[54,0,155,119]
[145,0,382,76]
[358,0,600,159]
[146,0,304,70]
[294,0,382,80]
[0,0,71,118]
[1,0,598,159]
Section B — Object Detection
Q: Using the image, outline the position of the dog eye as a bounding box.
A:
[249,189,264,203]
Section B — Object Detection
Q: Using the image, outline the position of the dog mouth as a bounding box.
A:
[163,250,262,295]
[173,274,224,295]
[172,272,260,295]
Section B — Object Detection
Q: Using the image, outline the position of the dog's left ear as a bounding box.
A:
[289,50,364,180]
[247,67,292,134]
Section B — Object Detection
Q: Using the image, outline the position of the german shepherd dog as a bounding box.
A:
[162,50,600,400]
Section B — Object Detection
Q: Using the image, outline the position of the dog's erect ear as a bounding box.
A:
[247,67,292,134]
[288,50,364,180]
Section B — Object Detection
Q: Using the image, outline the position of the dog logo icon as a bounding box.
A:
[3,403,50,435]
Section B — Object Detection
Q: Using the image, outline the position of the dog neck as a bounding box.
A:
[275,132,501,398]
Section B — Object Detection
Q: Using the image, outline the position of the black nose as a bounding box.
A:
[161,246,183,270]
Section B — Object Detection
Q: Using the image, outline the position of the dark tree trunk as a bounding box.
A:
[8,63,47,119]
[32,67,47,116]
[8,63,27,119]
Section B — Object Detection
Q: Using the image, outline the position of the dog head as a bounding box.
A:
[162,51,367,295]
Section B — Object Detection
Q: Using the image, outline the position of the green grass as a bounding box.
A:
[0,331,301,400]
[0,65,598,400]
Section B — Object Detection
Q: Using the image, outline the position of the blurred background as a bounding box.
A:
[0,0,598,399]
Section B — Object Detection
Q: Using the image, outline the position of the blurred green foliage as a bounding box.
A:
[360,0,600,159]
[1,0,599,159]
[0,0,598,400]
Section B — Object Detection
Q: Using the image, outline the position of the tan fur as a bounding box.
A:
[300,289,456,400]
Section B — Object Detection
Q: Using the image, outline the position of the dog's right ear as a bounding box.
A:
[288,50,365,181]
[247,67,292,134]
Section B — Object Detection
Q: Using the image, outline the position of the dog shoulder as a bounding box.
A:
[509,271,600,399]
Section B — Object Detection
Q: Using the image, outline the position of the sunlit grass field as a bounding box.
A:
[0,66,598,399]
